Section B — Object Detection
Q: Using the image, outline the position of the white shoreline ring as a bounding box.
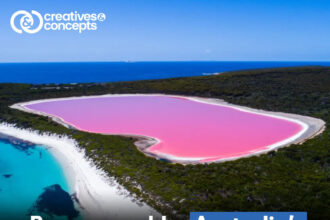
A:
[10,93,325,163]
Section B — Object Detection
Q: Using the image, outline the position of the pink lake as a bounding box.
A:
[24,95,303,162]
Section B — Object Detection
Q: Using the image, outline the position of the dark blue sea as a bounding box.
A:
[0,61,329,84]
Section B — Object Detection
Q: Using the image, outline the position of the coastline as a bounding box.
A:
[11,94,326,164]
[0,123,159,220]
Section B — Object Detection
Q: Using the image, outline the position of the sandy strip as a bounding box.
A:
[0,123,160,220]
[11,94,326,164]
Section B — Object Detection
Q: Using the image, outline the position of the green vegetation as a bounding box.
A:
[0,66,329,219]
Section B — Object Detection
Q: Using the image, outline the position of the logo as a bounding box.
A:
[10,10,43,34]
[10,10,106,34]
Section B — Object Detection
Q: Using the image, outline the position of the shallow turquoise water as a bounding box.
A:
[0,139,77,219]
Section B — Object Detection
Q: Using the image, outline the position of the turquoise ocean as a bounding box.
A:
[0,138,79,220]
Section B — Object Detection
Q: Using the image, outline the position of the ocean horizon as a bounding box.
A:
[0,61,330,84]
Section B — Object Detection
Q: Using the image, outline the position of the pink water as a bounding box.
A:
[25,95,303,162]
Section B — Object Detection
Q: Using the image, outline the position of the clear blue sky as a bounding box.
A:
[1,0,330,62]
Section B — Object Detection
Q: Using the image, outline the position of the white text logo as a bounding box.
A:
[10,10,106,34]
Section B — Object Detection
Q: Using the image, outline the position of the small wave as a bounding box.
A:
[202,72,221,76]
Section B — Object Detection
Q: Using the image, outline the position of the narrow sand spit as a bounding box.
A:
[11,94,326,164]
[0,123,160,220]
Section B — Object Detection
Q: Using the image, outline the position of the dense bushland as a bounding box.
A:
[0,66,329,219]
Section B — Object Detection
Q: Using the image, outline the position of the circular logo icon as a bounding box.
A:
[10,10,43,34]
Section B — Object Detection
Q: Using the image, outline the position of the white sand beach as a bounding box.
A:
[0,123,159,220]
[0,94,326,218]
